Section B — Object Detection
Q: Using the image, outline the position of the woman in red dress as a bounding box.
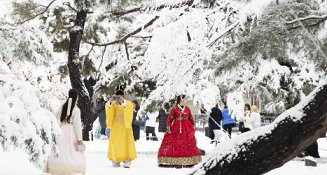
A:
[158,95,202,167]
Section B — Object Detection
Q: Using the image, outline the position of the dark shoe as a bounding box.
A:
[200,149,205,155]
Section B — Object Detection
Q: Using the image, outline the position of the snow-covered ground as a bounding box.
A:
[0,131,326,175]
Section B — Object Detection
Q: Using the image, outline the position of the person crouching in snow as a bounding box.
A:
[105,85,136,168]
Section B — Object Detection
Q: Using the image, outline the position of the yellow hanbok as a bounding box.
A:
[105,100,137,162]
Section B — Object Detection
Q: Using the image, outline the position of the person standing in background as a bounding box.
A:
[96,97,107,137]
[132,100,140,141]
[220,100,236,138]
[250,105,261,129]
[209,101,223,143]
[145,112,158,141]
[158,104,168,133]
[239,103,251,132]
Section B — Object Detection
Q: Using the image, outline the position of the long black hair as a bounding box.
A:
[60,89,79,123]
[221,99,228,108]
[132,100,140,111]
[176,95,186,105]
[244,103,251,111]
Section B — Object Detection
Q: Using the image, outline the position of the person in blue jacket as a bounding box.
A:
[220,100,236,138]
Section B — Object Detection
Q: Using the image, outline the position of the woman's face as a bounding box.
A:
[180,97,187,106]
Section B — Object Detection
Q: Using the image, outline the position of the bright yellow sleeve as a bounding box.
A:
[105,101,115,129]
[123,101,134,128]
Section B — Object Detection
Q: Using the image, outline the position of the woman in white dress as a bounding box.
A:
[46,89,86,174]
[243,105,261,131]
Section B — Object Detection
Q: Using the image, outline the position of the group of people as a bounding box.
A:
[44,86,203,174]
[96,96,162,142]
[208,100,262,143]
[105,87,202,168]
[43,86,324,174]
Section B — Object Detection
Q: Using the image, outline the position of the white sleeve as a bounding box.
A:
[55,106,63,122]
[73,108,83,140]
[254,114,261,128]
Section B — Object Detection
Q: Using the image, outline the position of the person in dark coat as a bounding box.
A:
[96,97,107,135]
[158,108,168,133]
[132,100,140,141]
[240,103,251,133]
[200,104,207,114]
[304,140,320,158]
[209,102,223,142]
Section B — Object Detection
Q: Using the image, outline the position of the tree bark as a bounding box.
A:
[191,83,327,175]
[68,10,95,141]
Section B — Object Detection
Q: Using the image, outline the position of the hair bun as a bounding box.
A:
[115,85,125,95]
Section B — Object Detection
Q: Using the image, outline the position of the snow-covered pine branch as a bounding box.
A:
[85,16,160,47]
[207,21,240,47]
[14,0,57,25]
[285,14,327,24]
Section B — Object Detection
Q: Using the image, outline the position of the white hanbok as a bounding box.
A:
[46,106,86,174]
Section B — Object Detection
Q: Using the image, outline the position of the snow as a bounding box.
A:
[1,132,326,175]
[0,149,42,175]
[305,156,317,162]
[265,160,326,175]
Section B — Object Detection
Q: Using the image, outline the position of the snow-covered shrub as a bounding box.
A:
[0,62,60,168]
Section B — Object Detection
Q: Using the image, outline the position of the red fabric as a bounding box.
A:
[158,106,201,157]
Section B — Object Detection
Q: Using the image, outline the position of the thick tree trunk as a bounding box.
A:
[68,10,95,141]
[191,83,327,175]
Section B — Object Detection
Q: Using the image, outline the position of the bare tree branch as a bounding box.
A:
[124,41,130,60]
[207,21,240,47]
[285,14,327,24]
[85,16,159,47]
[131,35,152,39]
[97,46,107,77]
[63,2,93,14]
[16,0,57,25]
[63,2,78,13]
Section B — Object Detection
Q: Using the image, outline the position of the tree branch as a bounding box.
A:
[63,2,78,13]
[207,21,240,47]
[85,16,159,47]
[16,0,57,25]
[131,35,153,39]
[63,2,93,14]
[110,0,194,18]
[124,41,130,60]
[97,46,107,76]
[285,14,327,24]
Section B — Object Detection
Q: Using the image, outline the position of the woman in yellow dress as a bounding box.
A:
[105,85,136,168]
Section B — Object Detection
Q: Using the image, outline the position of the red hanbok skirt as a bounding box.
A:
[158,119,201,166]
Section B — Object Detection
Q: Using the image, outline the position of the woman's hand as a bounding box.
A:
[166,126,171,134]
[76,140,83,145]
